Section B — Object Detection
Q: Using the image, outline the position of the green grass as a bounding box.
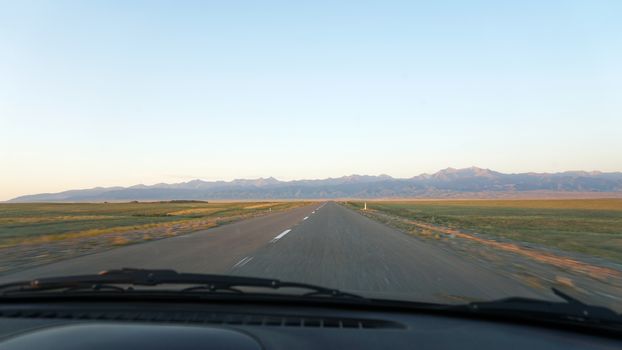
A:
[345,199,622,262]
[0,201,307,244]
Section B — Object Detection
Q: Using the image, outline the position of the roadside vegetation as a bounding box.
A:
[344,199,622,263]
[0,201,308,273]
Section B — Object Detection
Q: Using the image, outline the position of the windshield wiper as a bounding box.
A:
[0,268,364,299]
[5,270,619,329]
[460,288,622,327]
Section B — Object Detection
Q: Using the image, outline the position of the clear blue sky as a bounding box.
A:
[1,0,621,200]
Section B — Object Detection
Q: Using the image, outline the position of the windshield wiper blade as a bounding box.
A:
[462,288,622,325]
[0,268,364,299]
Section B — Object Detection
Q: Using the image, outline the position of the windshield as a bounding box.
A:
[1,1,621,313]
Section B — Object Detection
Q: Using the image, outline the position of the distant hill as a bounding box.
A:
[8,167,622,202]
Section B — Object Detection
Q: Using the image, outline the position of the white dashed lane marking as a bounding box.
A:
[270,229,291,243]
[233,256,253,268]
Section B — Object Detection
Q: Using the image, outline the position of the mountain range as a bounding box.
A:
[8,167,622,202]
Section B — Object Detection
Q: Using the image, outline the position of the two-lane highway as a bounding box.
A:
[0,202,546,303]
[0,203,319,282]
[230,202,544,302]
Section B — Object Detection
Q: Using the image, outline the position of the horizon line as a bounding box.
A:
[7,166,622,201]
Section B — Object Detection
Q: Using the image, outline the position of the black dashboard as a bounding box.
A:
[1,300,621,349]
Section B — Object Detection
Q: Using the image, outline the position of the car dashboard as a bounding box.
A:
[0,301,620,349]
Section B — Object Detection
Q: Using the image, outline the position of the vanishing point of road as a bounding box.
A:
[0,202,545,302]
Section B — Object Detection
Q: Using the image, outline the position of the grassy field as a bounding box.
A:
[0,201,307,246]
[345,199,622,263]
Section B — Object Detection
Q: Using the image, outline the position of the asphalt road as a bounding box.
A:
[0,202,546,302]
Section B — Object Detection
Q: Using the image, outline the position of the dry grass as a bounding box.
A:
[0,201,309,248]
[167,208,224,216]
[345,199,622,263]
[380,199,622,211]
[110,236,130,246]
[243,203,278,209]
